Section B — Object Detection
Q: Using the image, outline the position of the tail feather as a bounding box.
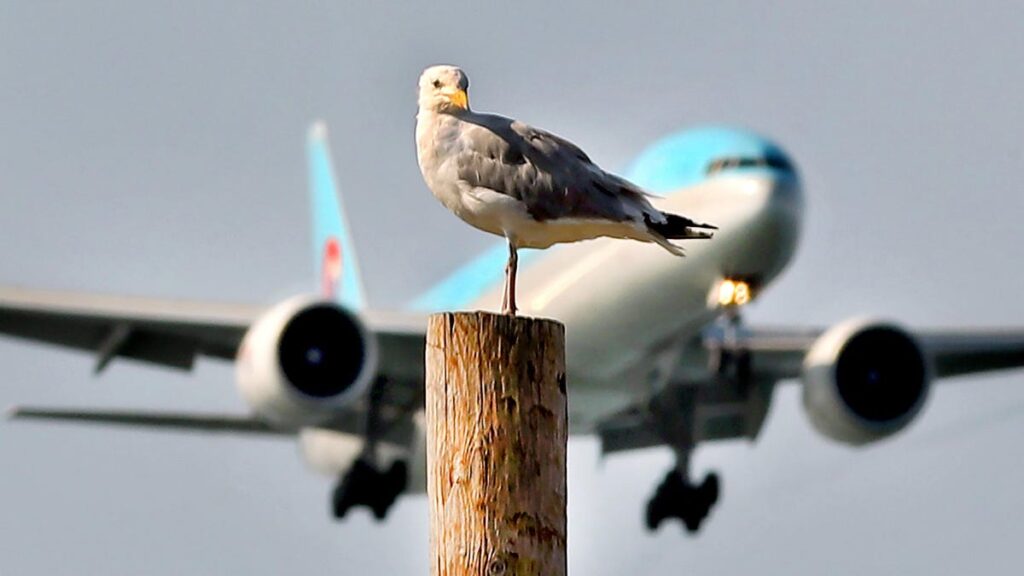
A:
[649,234,687,256]
[645,212,717,240]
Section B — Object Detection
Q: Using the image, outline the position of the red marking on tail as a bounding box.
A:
[321,237,343,298]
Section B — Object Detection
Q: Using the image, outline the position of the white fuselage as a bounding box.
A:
[469,172,804,427]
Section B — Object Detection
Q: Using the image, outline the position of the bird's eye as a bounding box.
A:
[432,80,442,89]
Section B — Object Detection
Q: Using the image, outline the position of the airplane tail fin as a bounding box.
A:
[307,121,366,310]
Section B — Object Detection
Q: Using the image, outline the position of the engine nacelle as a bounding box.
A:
[235,295,377,428]
[802,318,931,445]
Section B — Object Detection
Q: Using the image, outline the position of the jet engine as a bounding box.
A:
[802,318,930,445]
[235,295,377,427]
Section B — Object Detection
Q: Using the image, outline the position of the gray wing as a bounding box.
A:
[454,114,653,223]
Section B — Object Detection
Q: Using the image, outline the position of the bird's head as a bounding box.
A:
[418,65,470,113]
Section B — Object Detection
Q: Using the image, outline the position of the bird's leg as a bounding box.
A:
[506,240,518,316]
[501,261,510,315]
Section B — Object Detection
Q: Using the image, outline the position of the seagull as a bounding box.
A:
[415,65,716,316]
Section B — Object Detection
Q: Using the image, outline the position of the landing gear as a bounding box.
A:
[331,458,408,520]
[645,469,720,533]
[331,376,409,521]
[707,309,750,383]
[636,308,760,535]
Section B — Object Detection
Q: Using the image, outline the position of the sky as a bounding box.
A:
[2,1,1024,574]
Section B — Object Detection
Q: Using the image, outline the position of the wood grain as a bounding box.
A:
[426,312,567,576]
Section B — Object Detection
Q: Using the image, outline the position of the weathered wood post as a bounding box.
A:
[425,312,567,576]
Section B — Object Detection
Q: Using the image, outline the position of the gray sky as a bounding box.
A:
[2,1,1024,574]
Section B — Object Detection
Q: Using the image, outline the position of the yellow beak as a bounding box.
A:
[446,89,469,110]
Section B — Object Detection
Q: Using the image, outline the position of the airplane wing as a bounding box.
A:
[735,325,1024,381]
[915,329,1024,378]
[8,406,285,435]
[5,404,395,439]
[0,286,259,372]
[0,286,426,373]
[0,286,428,436]
[596,324,1024,455]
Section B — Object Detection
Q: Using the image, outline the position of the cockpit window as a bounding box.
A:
[706,154,793,176]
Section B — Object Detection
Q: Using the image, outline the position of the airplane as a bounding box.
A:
[4,121,1024,533]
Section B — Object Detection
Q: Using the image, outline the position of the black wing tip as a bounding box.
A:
[647,213,718,239]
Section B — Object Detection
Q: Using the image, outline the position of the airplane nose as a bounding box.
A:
[768,172,804,220]
[756,172,803,274]
[713,172,803,283]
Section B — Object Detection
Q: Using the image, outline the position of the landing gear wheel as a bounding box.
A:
[645,494,667,531]
[370,500,390,521]
[332,488,352,519]
[643,469,720,534]
[331,459,408,521]
[682,513,702,533]
[699,472,720,505]
[370,461,408,522]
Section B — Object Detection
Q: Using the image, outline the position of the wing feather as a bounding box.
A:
[454,113,651,223]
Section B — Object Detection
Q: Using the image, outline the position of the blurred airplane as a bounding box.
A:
[4,122,1024,533]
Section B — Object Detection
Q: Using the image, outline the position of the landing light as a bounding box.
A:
[716,279,751,307]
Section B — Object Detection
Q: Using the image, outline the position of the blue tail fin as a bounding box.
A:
[307,121,366,309]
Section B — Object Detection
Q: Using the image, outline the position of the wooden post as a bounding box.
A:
[426,312,567,576]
